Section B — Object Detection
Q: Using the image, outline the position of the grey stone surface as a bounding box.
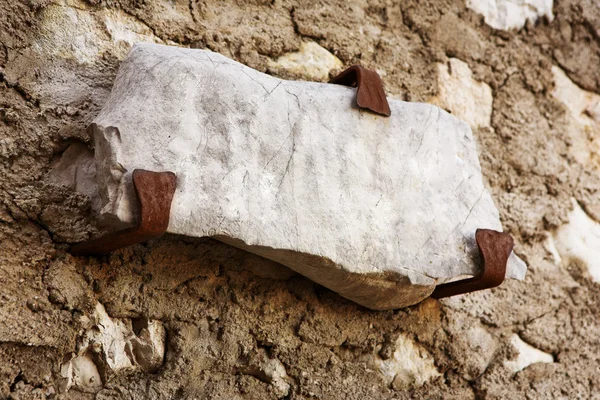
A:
[88,43,526,309]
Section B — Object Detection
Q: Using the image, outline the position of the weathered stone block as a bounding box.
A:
[81,43,526,309]
[466,0,553,31]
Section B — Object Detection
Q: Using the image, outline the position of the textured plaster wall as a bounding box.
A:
[1,0,600,399]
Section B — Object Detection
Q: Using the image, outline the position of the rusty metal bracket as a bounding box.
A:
[329,65,391,117]
[431,229,513,299]
[71,169,177,256]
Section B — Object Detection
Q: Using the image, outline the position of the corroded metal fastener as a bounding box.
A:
[330,65,392,117]
[71,169,177,255]
[431,229,513,299]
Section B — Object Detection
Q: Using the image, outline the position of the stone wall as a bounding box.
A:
[1,0,600,398]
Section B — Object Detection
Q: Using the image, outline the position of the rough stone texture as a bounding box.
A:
[430,58,493,129]
[550,198,600,282]
[268,41,343,81]
[47,142,100,213]
[503,333,553,374]
[466,0,554,31]
[551,65,600,169]
[85,43,525,310]
[238,348,292,397]
[2,0,600,398]
[375,333,441,389]
[60,302,166,391]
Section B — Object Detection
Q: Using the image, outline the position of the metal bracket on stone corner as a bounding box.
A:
[431,229,513,299]
[71,169,177,256]
[329,65,392,117]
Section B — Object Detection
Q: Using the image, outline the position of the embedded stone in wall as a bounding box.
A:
[239,349,291,397]
[61,303,166,392]
[550,198,600,282]
[445,319,498,380]
[466,0,554,31]
[102,8,163,56]
[430,58,493,129]
[9,2,163,107]
[268,41,343,81]
[60,353,102,393]
[376,333,441,389]
[47,143,100,213]
[551,66,600,169]
[75,43,527,310]
[33,3,160,65]
[504,334,553,374]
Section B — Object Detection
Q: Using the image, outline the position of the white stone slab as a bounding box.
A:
[88,43,526,309]
[552,198,600,282]
[504,334,553,374]
[466,0,553,31]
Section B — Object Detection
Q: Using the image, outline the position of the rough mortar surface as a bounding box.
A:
[2,0,600,398]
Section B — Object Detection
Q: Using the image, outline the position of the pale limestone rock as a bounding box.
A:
[60,354,102,392]
[376,333,441,389]
[47,143,100,213]
[33,4,102,64]
[33,2,160,64]
[103,9,159,50]
[551,66,600,169]
[8,1,163,107]
[128,320,167,371]
[263,359,291,398]
[504,334,553,374]
[84,303,166,373]
[442,313,499,380]
[430,58,493,129]
[85,43,526,310]
[85,303,138,371]
[543,233,562,265]
[551,198,600,282]
[61,303,166,392]
[268,41,343,81]
[241,350,291,397]
[461,324,498,379]
[466,0,554,31]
